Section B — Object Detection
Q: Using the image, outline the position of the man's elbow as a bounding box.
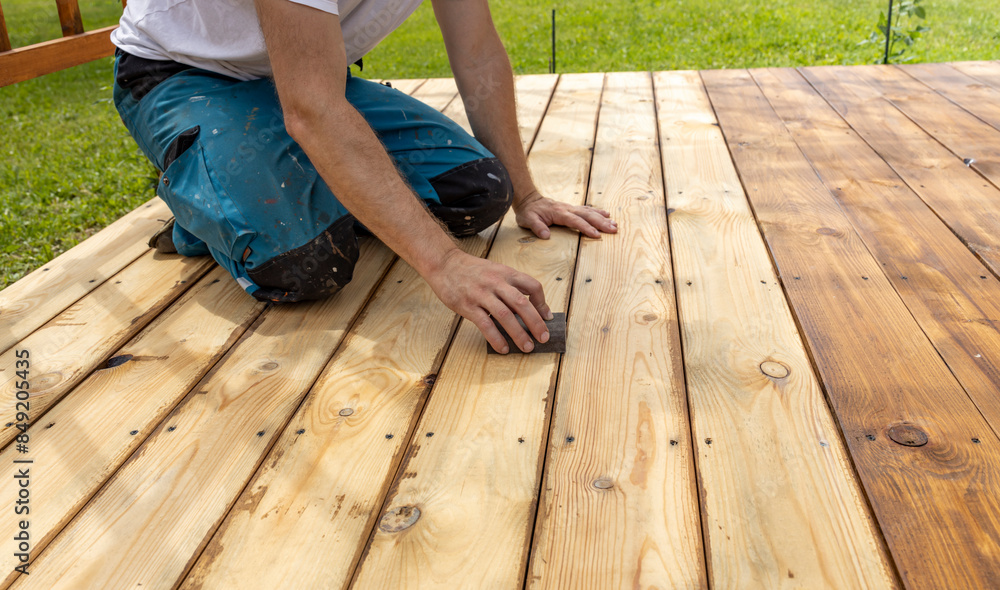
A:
[282,95,348,147]
[283,100,319,146]
[284,113,308,146]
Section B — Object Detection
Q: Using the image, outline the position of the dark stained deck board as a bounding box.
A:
[703,68,1000,589]
[654,70,896,588]
[855,64,1000,189]
[754,66,1000,444]
[949,60,1000,91]
[3,65,1000,588]
[799,66,1000,280]
[900,62,1000,134]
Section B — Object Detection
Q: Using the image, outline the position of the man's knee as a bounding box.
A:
[247,216,360,303]
[427,157,514,236]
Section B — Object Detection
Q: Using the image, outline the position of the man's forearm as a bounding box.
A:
[451,45,537,209]
[288,100,459,278]
[434,0,616,243]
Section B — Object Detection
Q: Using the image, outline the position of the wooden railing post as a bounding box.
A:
[55,0,85,37]
[0,1,12,53]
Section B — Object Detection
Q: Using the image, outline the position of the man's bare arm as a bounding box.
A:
[254,0,552,352]
[432,0,617,239]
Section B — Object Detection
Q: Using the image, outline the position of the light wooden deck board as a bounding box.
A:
[0,267,263,588]
[3,64,1000,589]
[354,72,603,589]
[527,71,703,589]
[0,251,214,448]
[181,74,557,590]
[0,198,171,353]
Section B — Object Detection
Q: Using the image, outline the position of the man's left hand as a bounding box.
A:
[515,191,618,240]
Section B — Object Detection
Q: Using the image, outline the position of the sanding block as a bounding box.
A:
[488,313,566,354]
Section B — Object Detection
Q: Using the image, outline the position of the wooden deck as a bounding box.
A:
[3,63,1000,589]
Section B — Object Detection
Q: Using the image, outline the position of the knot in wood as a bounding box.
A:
[339,408,354,417]
[592,478,614,490]
[259,361,279,371]
[105,354,133,369]
[379,506,421,533]
[887,423,928,447]
[759,360,790,379]
[518,236,536,244]
[816,227,838,236]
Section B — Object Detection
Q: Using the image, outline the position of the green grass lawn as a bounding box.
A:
[1,0,997,289]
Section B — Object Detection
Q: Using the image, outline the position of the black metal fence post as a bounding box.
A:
[550,9,556,74]
[883,0,894,64]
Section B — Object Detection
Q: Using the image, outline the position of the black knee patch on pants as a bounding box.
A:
[247,216,360,303]
[427,157,513,237]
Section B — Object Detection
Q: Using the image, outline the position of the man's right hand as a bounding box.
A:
[425,248,553,354]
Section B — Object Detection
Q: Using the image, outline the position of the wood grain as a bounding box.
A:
[527,71,705,590]
[0,25,116,87]
[846,64,1000,188]
[10,240,395,590]
[9,66,1000,588]
[0,198,171,354]
[0,267,263,589]
[0,250,213,448]
[800,66,1000,280]
[703,68,1000,590]
[656,70,896,589]
[55,0,84,37]
[899,62,1000,133]
[949,61,1000,90]
[352,73,604,590]
[404,77,460,112]
[178,74,557,590]
[766,66,1000,439]
[182,233,489,590]
[512,74,559,151]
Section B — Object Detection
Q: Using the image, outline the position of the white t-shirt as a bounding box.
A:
[111,0,423,80]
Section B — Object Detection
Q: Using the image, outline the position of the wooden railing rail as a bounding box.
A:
[0,0,125,87]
